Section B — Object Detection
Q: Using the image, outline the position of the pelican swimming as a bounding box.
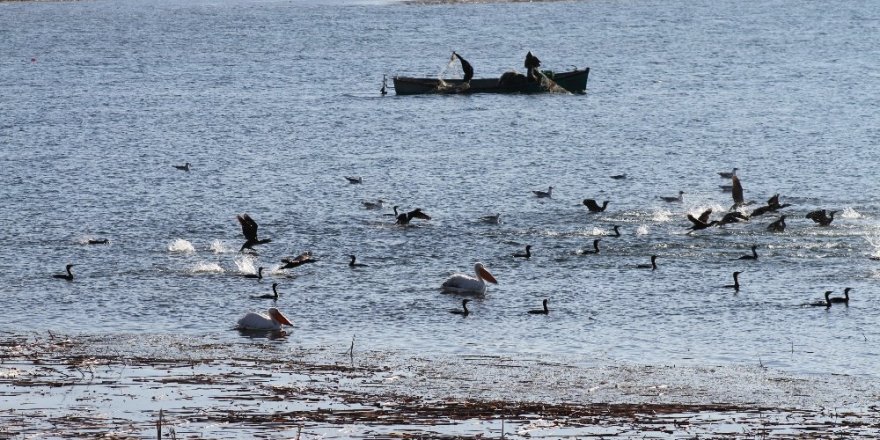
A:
[53,264,75,281]
[637,255,658,270]
[723,271,743,291]
[528,298,549,315]
[345,176,363,184]
[450,299,471,316]
[252,283,280,300]
[237,213,271,252]
[173,162,191,172]
[582,199,609,213]
[658,191,684,203]
[280,251,316,269]
[806,209,837,226]
[349,255,368,267]
[513,245,532,259]
[362,199,385,210]
[441,262,498,294]
[737,245,758,260]
[396,207,431,225]
[236,307,293,331]
[532,186,553,198]
[718,167,738,179]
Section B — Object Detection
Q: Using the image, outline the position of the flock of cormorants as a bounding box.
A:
[51,163,857,330]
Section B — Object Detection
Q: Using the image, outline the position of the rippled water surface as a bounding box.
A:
[2,0,879,377]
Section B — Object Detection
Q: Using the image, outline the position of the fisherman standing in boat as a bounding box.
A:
[524,51,541,82]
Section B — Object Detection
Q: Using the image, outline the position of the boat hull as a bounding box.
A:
[393,68,589,96]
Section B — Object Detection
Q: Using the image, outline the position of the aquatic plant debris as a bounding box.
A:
[1,332,879,438]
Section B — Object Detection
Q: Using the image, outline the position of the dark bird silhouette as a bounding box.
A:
[173,162,191,172]
[737,245,758,260]
[658,191,684,203]
[450,299,471,316]
[767,215,787,232]
[513,245,532,259]
[349,255,368,267]
[806,209,837,226]
[453,52,474,83]
[53,264,75,281]
[608,225,621,237]
[237,214,272,252]
[396,208,432,225]
[344,176,363,184]
[750,194,792,217]
[583,199,609,212]
[718,167,738,179]
[252,282,280,300]
[829,287,851,305]
[280,251,316,269]
[532,186,553,198]
[610,174,627,180]
[717,211,749,227]
[807,291,833,308]
[87,238,109,245]
[380,74,388,96]
[730,175,745,209]
[528,298,549,315]
[723,271,743,291]
[243,266,264,280]
[579,238,601,254]
[637,255,658,270]
[687,208,717,233]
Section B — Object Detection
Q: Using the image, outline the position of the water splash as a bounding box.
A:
[652,210,672,222]
[188,262,224,274]
[234,255,257,274]
[168,239,195,253]
[636,225,650,236]
[842,207,863,219]
[210,240,234,254]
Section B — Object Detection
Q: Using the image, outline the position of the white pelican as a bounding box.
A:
[237,307,293,331]
[441,262,498,294]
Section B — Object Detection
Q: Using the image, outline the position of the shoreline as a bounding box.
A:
[2,332,878,438]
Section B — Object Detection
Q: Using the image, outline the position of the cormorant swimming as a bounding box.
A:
[637,255,659,270]
[173,162,191,172]
[528,298,550,315]
[450,299,471,316]
[767,215,787,232]
[658,191,684,203]
[737,245,758,260]
[513,245,532,259]
[806,209,837,226]
[723,271,743,291]
[53,264,75,281]
[349,255,368,267]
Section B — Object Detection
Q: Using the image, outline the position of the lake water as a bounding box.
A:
[1,0,879,378]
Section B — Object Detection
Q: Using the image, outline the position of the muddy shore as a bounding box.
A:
[2,332,878,438]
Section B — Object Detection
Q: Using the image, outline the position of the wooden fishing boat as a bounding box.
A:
[392,67,589,96]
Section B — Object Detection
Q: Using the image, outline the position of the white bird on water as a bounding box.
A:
[441,262,498,294]
[237,307,293,331]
